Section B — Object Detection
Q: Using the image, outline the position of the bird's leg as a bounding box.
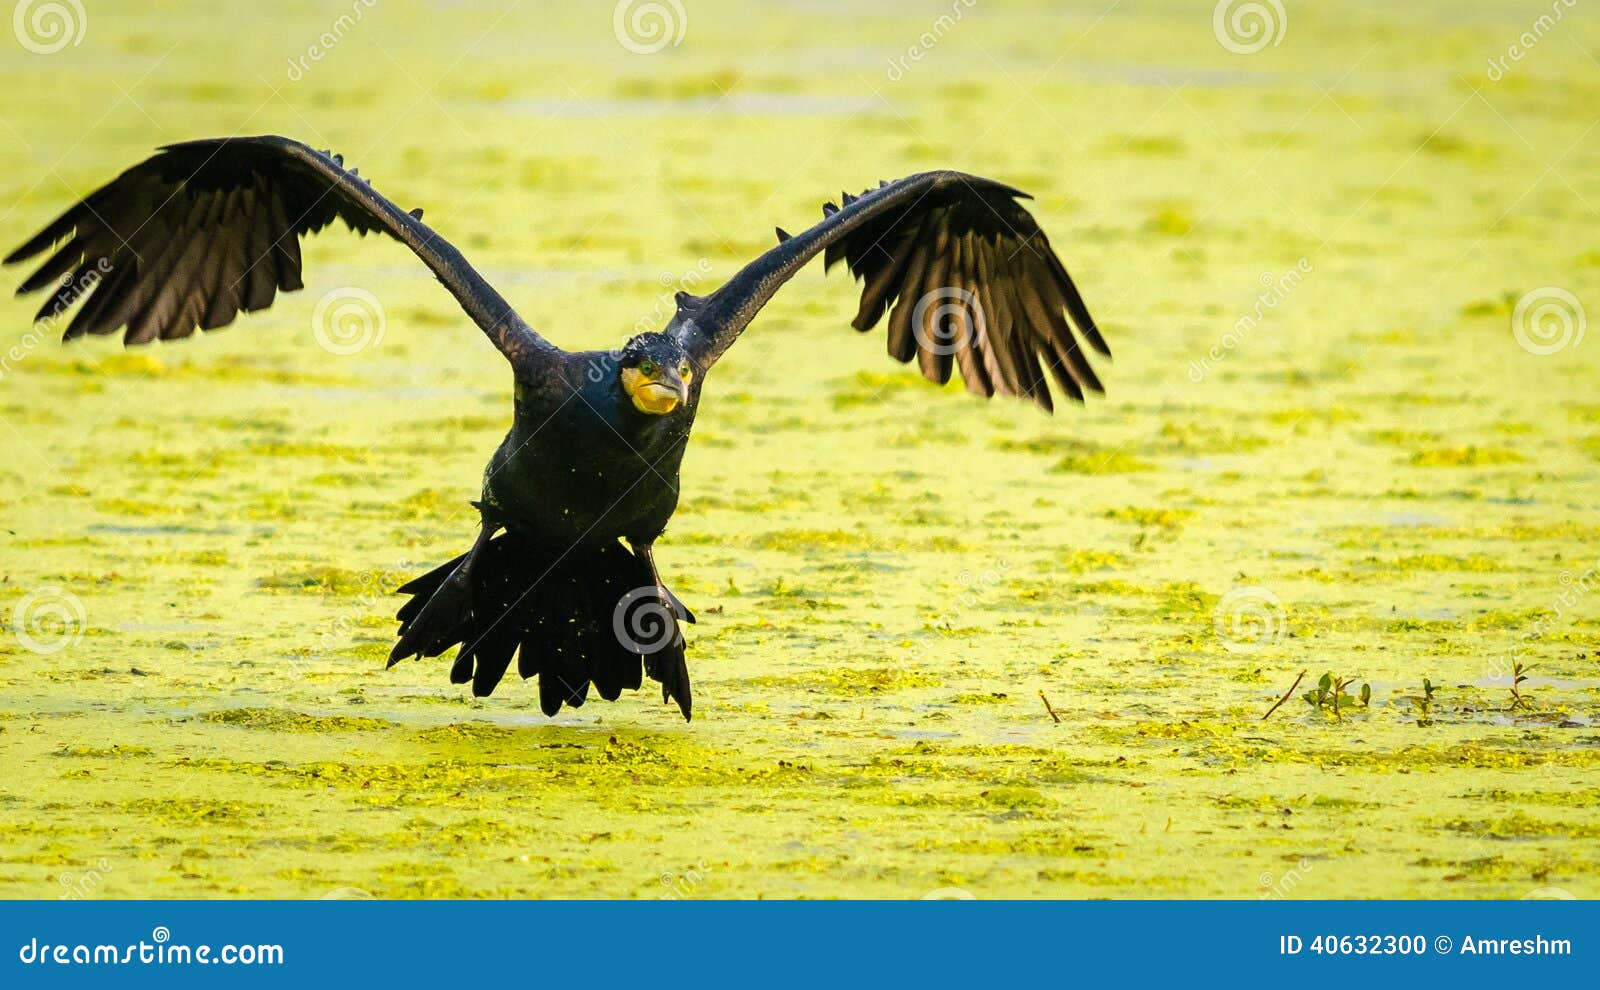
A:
[636,542,694,624]
[442,521,494,594]
[637,542,672,616]
[633,541,695,721]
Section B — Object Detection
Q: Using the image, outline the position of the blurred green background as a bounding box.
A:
[0,0,1596,899]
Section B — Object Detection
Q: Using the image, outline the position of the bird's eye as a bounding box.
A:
[639,360,656,376]
[678,363,691,378]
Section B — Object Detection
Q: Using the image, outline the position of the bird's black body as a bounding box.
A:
[489,346,697,551]
[7,135,1111,722]
[392,335,704,716]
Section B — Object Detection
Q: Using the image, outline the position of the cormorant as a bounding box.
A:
[6,135,1110,720]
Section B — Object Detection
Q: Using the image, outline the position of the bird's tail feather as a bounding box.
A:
[387,533,694,719]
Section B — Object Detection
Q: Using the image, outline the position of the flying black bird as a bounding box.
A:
[6,135,1110,720]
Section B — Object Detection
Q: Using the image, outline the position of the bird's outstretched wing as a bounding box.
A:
[5,135,559,372]
[675,170,1108,412]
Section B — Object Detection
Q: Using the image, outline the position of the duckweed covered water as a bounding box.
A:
[0,0,1597,899]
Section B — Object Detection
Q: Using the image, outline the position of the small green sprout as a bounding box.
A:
[1405,677,1437,726]
[1509,661,1533,711]
[1302,672,1370,722]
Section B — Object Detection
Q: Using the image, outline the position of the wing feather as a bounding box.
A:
[6,135,559,374]
[679,170,1108,412]
[17,236,84,294]
[951,233,992,397]
[885,226,934,364]
[851,222,918,332]
[916,223,953,385]
[968,235,1009,395]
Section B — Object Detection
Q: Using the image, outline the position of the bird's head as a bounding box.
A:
[617,332,693,415]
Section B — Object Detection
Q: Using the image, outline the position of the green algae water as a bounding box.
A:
[1,0,1597,899]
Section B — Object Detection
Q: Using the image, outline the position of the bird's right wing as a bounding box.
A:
[5,135,562,374]
[675,170,1108,412]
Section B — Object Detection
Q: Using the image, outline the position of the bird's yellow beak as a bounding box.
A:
[621,366,689,415]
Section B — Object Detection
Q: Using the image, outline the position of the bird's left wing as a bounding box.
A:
[674,170,1109,412]
[5,135,559,373]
